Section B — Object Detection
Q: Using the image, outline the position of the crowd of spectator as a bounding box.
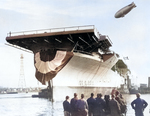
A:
[63,89,127,116]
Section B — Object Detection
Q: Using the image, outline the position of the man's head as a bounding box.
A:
[81,94,84,99]
[111,94,115,99]
[99,93,102,98]
[104,95,110,100]
[74,93,77,97]
[91,93,94,97]
[66,96,69,100]
[97,94,99,97]
[115,90,120,96]
[136,93,141,98]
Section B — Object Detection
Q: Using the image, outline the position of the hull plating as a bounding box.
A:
[53,52,124,88]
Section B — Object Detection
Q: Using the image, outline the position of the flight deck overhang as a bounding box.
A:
[6,25,112,54]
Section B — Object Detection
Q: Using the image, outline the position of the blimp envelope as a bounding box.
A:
[115,2,136,18]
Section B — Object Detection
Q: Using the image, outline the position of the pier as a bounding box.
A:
[0,87,41,94]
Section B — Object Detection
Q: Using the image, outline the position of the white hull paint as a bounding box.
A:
[52,52,124,100]
[53,52,124,94]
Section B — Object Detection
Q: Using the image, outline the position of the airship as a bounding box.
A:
[115,2,136,18]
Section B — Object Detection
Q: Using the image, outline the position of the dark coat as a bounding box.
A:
[109,98,121,116]
[63,100,71,113]
[131,98,148,116]
[87,97,96,113]
[93,97,106,116]
[70,97,78,116]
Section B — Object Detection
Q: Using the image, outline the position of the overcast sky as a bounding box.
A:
[0,0,150,87]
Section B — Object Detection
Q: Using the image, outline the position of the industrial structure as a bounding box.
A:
[18,54,26,89]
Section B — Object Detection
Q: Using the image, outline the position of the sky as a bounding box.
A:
[0,0,150,87]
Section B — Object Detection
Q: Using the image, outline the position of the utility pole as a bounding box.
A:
[18,54,26,90]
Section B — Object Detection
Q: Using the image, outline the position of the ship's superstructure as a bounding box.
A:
[6,25,129,100]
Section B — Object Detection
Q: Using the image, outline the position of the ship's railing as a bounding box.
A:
[7,25,95,37]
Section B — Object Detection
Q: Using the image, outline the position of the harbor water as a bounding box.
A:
[0,93,150,116]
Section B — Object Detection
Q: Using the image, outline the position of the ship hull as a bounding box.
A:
[7,92,18,94]
[52,52,124,101]
[129,88,139,94]
[53,86,114,101]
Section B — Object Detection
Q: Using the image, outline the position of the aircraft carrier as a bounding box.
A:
[6,25,129,100]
